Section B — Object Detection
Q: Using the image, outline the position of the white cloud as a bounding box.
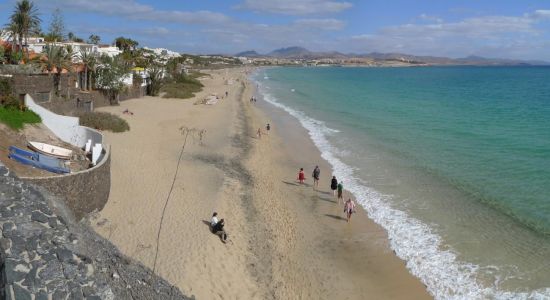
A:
[530,10,550,19]
[293,18,346,30]
[34,0,230,25]
[347,12,550,59]
[142,27,170,36]
[237,0,352,15]
[418,14,443,23]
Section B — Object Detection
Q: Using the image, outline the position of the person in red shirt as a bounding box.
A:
[298,168,306,184]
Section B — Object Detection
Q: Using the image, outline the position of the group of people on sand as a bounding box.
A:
[298,166,356,222]
[250,97,257,103]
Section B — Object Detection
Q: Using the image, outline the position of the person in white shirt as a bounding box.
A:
[211,212,219,229]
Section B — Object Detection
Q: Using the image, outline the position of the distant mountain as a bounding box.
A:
[235,50,261,57]
[234,47,550,66]
[268,46,312,58]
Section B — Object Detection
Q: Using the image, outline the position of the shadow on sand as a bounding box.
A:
[312,195,337,204]
[282,181,300,187]
[324,214,347,221]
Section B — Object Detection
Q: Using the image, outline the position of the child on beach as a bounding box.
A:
[344,198,356,223]
[337,181,344,203]
[312,166,320,189]
[331,176,338,197]
[298,168,306,184]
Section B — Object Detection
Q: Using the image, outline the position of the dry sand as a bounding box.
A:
[92,68,432,299]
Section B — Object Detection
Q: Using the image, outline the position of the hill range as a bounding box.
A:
[235,46,550,66]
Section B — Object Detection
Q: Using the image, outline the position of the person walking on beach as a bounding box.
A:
[344,198,356,223]
[331,176,338,197]
[312,166,320,189]
[266,123,270,132]
[257,128,262,139]
[337,181,344,203]
[298,168,306,184]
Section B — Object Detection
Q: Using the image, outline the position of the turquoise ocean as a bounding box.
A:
[252,67,550,299]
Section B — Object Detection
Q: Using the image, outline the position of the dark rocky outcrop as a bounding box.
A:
[0,164,193,300]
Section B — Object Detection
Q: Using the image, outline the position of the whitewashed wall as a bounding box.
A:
[25,95,103,148]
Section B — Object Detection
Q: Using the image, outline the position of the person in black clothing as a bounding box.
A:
[331,176,338,197]
[213,218,228,243]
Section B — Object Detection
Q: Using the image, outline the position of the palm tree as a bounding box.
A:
[34,44,75,95]
[8,0,41,58]
[88,34,100,45]
[80,50,97,90]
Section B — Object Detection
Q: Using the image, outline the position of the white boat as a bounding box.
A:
[28,141,73,160]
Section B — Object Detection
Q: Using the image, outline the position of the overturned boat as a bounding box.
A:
[28,141,73,160]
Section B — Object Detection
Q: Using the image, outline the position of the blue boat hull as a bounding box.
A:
[8,146,70,174]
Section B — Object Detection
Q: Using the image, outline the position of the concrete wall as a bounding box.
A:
[20,146,111,220]
[22,95,110,220]
[25,95,103,148]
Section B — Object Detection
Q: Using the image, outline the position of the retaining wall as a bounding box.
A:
[25,95,103,148]
[20,146,111,220]
[22,95,110,220]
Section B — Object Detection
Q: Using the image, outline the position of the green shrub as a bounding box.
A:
[78,112,130,132]
[161,74,204,99]
[0,107,41,130]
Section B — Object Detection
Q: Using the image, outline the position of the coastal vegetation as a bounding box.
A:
[45,8,65,42]
[0,106,41,129]
[95,55,131,104]
[33,44,75,95]
[7,0,41,59]
[0,77,41,129]
[78,111,129,132]
[2,0,219,108]
[161,73,204,99]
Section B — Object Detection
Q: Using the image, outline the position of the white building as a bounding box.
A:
[97,45,122,57]
[25,38,122,62]
[143,47,180,59]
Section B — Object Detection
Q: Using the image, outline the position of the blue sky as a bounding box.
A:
[2,0,550,60]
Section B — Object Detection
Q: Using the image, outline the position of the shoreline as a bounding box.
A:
[248,71,431,299]
[91,67,431,299]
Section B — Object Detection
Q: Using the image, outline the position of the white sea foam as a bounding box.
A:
[253,75,550,300]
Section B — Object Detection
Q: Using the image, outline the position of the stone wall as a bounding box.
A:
[0,164,193,300]
[11,74,54,103]
[20,146,111,221]
[10,73,146,116]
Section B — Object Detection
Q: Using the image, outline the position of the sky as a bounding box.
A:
[2,0,550,60]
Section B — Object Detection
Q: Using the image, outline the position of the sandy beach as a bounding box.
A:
[92,67,431,299]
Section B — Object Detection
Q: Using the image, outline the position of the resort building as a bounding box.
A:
[97,45,123,57]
